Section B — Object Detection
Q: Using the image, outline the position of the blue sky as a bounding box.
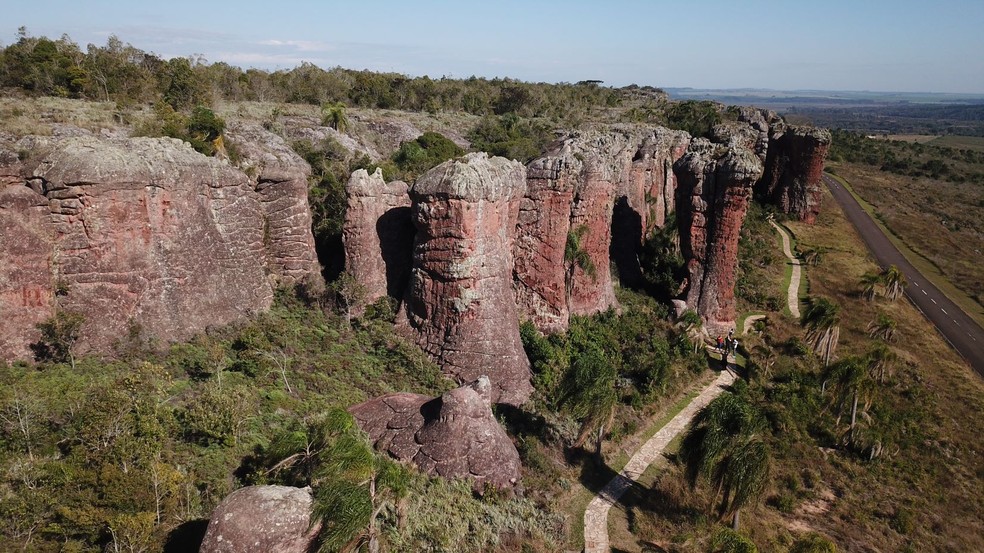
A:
[5,0,984,93]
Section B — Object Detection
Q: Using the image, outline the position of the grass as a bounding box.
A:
[825,169,984,328]
[929,134,984,152]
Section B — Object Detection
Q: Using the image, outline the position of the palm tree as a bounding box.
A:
[882,265,906,301]
[866,342,898,384]
[800,246,827,267]
[266,408,408,553]
[679,392,771,530]
[564,224,597,300]
[750,343,778,381]
[859,271,882,301]
[822,356,872,443]
[801,297,841,367]
[321,101,349,132]
[557,347,618,466]
[866,313,897,342]
[678,309,705,354]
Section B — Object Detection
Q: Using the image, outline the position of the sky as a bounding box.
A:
[4,0,984,94]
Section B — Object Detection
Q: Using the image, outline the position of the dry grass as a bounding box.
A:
[830,162,984,323]
[0,95,143,136]
[626,190,984,552]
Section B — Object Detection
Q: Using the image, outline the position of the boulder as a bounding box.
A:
[200,485,319,553]
[675,139,763,335]
[398,153,532,405]
[757,126,832,223]
[342,168,413,312]
[349,376,522,493]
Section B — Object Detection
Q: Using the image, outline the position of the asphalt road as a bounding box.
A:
[822,174,984,377]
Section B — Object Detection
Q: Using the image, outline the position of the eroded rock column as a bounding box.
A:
[342,168,413,312]
[675,140,763,334]
[398,153,532,405]
[758,126,832,223]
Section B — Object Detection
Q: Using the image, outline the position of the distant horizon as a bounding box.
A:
[5,1,984,95]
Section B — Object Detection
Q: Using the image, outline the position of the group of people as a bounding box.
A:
[716,328,739,357]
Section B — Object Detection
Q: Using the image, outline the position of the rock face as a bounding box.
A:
[398,152,532,405]
[224,122,319,283]
[674,139,764,334]
[611,128,691,288]
[0,135,319,362]
[514,130,637,332]
[349,376,522,492]
[342,168,413,312]
[757,126,832,223]
[200,485,319,553]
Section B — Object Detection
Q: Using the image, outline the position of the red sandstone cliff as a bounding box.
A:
[674,139,764,334]
[0,134,319,362]
[349,376,522,492]
[397,152,532,406]
[757,126,832,224]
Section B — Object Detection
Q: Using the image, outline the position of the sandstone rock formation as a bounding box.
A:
[224,122,319,283]
[200,485,319,553]
[757,126,832,224]
[611,128,691,288]
[398,153,532,405]
[342,168,413,312]
[349,376,522,492]
[674,139,764,334]
[0,135,319,362]
[514,130,635,332]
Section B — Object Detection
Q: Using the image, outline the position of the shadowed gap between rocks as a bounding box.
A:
[610,195,644,290]
[376,205,415,298]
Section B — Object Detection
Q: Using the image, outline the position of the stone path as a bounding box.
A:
[771,220,802,318]
[742,314,766,335]
[582,368,737,553]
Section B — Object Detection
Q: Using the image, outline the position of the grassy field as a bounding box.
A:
[828,162,984,324]
[619,190,984,552]
[930,135,984,152]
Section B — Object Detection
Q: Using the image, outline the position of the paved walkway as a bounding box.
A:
[771,220,802,319]
[742,314,766,335]
[582,368,737,553]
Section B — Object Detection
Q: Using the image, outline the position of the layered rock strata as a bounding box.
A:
[224,122,319,283]
[0,135,319,362]
[349,376,522,493]
[514,130,637,332]
[200,485,319,553]
[674,139,764,334]
[757,126,832,223]
[398,152,532,405]
[342,168,413,312]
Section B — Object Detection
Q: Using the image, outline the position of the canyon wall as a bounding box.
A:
[757,125,832,223]
[0,133,319,362]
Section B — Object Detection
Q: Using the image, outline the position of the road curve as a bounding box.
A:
[822,174,984,377]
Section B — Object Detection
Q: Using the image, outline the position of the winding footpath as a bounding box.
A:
[771,220,802,318]
[582,215,807,552]
[582,368,736,553]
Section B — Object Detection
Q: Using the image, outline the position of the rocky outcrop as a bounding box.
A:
[514,130,638,332]
[224,122,319,284]
[757,126,832,224]
[349,376,522,493]
[200,485,319,553]
[342,168,413,311]
[0,135,319,362]
[398,153,532,405]
[611,128,691,288]
[674,139,763,334]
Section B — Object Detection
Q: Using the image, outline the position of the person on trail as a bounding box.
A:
[716,336,724,352]
[732,339,740,356]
